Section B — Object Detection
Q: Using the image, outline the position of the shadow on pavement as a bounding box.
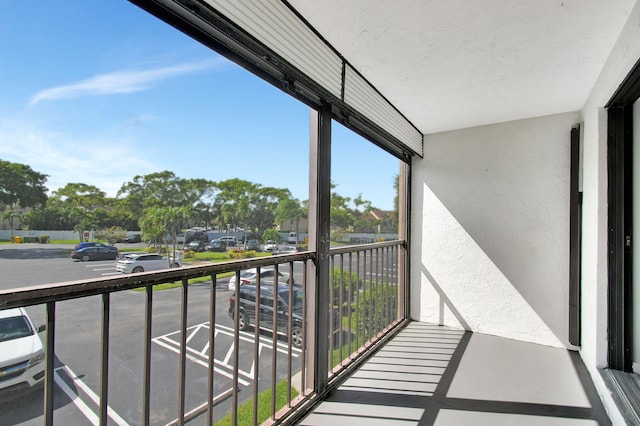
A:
[0,248,70,260]
[0,355,74,425]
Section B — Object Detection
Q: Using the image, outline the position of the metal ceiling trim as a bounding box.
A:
[202,0,343,99]
[344,65,423,156]
[130,0,424,157]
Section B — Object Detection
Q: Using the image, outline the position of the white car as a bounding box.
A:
[264,240,278,251]
[0,308,46,396]
[228,267,290,291]
[272,245,299,255]
[116,253,182,274]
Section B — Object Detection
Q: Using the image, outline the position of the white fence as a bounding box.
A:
[0,230,79,241]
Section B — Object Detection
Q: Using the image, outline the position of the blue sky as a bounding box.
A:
[0,0,399,210]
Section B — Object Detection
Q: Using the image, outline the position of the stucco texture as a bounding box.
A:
[411,112,579,348]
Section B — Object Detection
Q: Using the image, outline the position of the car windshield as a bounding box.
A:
[0,316,33,342]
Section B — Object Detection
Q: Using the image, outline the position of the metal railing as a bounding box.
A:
[0,240,405,425]
[327,241,403,377]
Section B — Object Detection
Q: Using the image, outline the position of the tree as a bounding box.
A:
[262,228,281,243]
[140,206,190,263]
[212,179,290,235]
[275,197,306,238]
[95,226,127,244]
[21,203,72,230]
[118,171,215,230]
[330,183,355,235]
[50,183,107,240]
[249,186,290,234]
[393,173,400,230]
[0,160,48,208]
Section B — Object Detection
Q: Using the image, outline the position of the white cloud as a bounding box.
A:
[28,58,224,106]
[0,123,156,197]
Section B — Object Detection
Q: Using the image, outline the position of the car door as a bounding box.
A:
[93,247,106,260]
[93,247,104,260]
[146,254,164,271]
[275,294,290,334]
[259,291,275,330]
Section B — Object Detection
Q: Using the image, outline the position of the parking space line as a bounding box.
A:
[199,329,217,355]
[152,337,250,386]
[222,345,234,365]
[152,321,302,388]
[83,263,116,268]
[54,368,99,425]
[186,324,202,344]
[215,324,302,356]
[248,343,265,377]
[55,365,129,426]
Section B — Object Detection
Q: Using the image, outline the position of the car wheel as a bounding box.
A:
[291,325,303,348]
[170,263,179,268]
[238,311,249,331]
[132,266,144,273]
[82,255,90,262]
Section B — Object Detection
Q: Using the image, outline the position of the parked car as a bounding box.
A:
[0,308,46,397]
[228,284,304,347]
[228,267,290,291]
[184,231,209,244]
[272,245,299,255]
[218,236,237,247]
[264,240,278,251]
[73,242,116,251]
[116,253,182,274]
[206,239,227,252]
[123,234,141,243]
[71,246,119,261]
[184,240,207,252]
[245,239,260,251]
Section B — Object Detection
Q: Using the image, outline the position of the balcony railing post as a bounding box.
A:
[178,279,188,425]
[308,105,332,392]
[398,160,410,319]
[271,268,278,420]
[100,293,110,426]
[44,302,56,426]
[143,285,153,426]
[206,274,217,426]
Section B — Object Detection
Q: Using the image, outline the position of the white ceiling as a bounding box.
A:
[288,0,637,135]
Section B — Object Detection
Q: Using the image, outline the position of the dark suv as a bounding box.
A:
[184,231,209,244]
[228,285,304,347]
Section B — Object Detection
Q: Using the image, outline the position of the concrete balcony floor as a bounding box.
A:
[300,322,610,425]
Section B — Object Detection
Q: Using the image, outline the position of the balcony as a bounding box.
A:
[301,322,610,425]
[1,238,613,425]
[0,240,406,425]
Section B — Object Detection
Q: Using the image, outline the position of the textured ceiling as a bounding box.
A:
[288,0,637,135]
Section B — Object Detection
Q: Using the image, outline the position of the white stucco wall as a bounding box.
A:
[411,112,579,348]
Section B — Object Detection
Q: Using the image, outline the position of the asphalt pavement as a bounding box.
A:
[0,243,302,426]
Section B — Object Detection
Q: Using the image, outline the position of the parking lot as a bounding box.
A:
[0,244,303,425]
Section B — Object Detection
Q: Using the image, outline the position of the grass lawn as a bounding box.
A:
[131,250,271,291]
[214,380,298,426]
